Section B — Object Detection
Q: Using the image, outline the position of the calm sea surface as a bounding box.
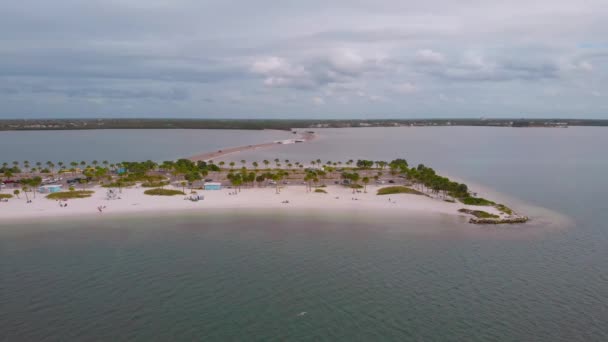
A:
[1,127,607,341]
[0,129,292,164]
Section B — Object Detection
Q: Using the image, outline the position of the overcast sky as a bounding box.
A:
[1,0,606,119]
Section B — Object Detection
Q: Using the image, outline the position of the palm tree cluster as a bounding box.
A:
[1,156,475,202]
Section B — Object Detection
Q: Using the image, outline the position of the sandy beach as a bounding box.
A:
[0,184,506,223]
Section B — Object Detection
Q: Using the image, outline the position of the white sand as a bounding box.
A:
[0,185,504,223]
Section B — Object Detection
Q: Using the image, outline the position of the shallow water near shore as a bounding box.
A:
[1,126,608,340]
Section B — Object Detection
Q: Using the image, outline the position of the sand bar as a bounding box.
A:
[188,131,315,161]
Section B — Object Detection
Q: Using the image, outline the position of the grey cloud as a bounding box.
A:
[1,82,190,101]
[0,0,607,118]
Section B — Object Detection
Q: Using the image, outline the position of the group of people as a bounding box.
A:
[58,201,68,207]
[281,200,290,204]
[227,191,238,195]
[97,205,107,213]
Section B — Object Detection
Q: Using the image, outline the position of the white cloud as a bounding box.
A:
[327,48,366,74]
[393,82,418,94]
[576,61,593,71]
[312,96,325,105]
[251,57,311,88]
[415,49,445,64]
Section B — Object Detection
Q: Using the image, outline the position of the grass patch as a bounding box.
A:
[102,181,135,188]
[0,194,13,199]
[459,197,495,206]
[141,181,170,188]
[314,188,327,193]
[377,186,424,196]
[47,191,94,200]
[444,198,456,203]
[458,208,499,219]
[350,184,364,189]
[144,188,185,196]
[495,204,513,215]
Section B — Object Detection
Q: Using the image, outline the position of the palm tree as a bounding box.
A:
[263,160,270,169]
[21,185,30,202]
[13,189,20,199]
[30,177,42,198]
[274,158,280,168]
[304,173,312,192]
[229,161,235,170]
[351,172,360,194]
[219,161,225,168]
[240,160,246,168]
[362,177,370,193]
[102,160,109,167]
[252,161,259,170]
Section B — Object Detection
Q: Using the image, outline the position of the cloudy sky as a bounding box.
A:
[1,0,606,119]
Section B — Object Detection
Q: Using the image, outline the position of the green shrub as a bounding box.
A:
[102,181,135,188]
[458,208,499,219]
[377,186,424,195]
[0,194,13,199]
[141,181,169,188]
[314,188,327,193]
[460,197,495,206]
[47,191,94,200]
[144,188,185,196]
[495,204,513,215]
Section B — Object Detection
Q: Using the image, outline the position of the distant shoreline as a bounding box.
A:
[1,118,607,132]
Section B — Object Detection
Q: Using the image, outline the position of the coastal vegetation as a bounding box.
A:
[460,197,495,206]
[47,191,94,200]
[0,193,13,199]
[458,208,499,219]
[0,156,527,224]
[144,188,185,196]
[495,204,513,215]
[141,181,170,188]
[377,186,424,196]
[314,188,327,194]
